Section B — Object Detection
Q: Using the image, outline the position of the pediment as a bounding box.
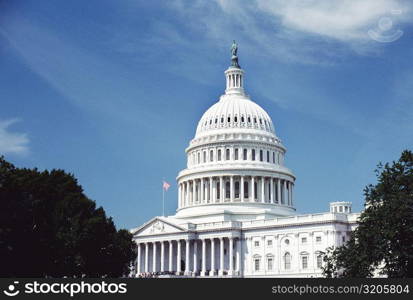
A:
[133,218,186,237]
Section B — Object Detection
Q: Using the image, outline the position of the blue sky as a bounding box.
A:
[1,0,413,230]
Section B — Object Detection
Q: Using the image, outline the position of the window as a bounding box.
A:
[254,258,260,271]
[221,117,224,123]
[254,241,260,247]
[234,116,238,123]
[316,236,322,243]
[267,151,270,162]
[225,182,230,199]
[203,151,206,163]
[301,237,307,244]
[241,116,244,123]
[218,149,222,161]
[235,148,239,160]
[197,152,200,164]
[254,117,257,124]
[210,150,214,162]
[248,116,251,123]
[267,240,273,247]
[228,116,231,123]
[254,182,258,199]
[226,149,230,160]
[217,182,220,199]
[273,152,275,163]
[342,236,345,243]
[235,181,240,198]
[215,118,218,124]
[252,149,256,161]
[284,253,291,270]
[317,254,323,268]
[259,150,263,161]
[267,257,273,271]
[243,149,247,160]
[302,256,308,269]
[244,181,249,198]
[339,206,343,212]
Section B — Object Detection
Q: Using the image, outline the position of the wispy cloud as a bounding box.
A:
[170,0,413,64]
[0,119,29,155]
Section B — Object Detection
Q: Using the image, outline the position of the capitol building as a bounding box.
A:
[131,43,359,278]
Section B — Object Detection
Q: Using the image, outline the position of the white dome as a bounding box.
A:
[195,94,276,138]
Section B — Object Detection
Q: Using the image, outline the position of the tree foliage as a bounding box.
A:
[323,150,413,277]
[0,157,136,277]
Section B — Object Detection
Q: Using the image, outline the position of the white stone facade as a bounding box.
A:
[130,50,360,278]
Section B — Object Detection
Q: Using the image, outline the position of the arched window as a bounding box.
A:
[225,181,230,199]
[252,149,256,161]
[284,253,291,270]
[267,256,274,271]
[316,254,323,269]
[235,181,240,198]
[226,149,230,160]
[234,116,238,123]
[234,148,239,160]
[259,150,263,161]
[253,256,261,271]
[244,181,249,198]
[210,150,214,162]
[266,150,270,162]
[301,255,308,269]
[218,149,222,161]
[227,116,231,123]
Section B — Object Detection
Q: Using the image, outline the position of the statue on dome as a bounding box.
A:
[231,40,240,68]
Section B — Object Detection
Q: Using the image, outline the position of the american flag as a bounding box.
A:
[162,181,171,191]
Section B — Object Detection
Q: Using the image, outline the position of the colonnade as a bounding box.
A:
[178,176,293,209]
[136,237,241,277]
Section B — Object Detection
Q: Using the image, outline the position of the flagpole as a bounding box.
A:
[162,186,165,217]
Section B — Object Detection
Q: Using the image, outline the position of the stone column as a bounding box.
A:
[177,240,181,275]
[240,176,244,202]
[230,176,234,202]
[160,241,165,272]
[219,237,225,276]
[153,242,157,272]
[209,177,213,203]
[229,237,234,275]
[210,238,216,276]
[277,179,281,204]
[185,182,188,207]
[145,243,149,273]
[178,184,182,208]
[270,178,274,204]
[169,241,173,272]
[137,243,141,276]
[192,180,196,204]
[201,239,206,276]
[193,240,198,275]
[200,178,204,204]
[185,239,190,275]
[251,176,255,202]
[261,177,265,203]
[236,238,241,275]
[220,176,224,203]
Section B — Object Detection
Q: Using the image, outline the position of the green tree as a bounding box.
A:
[323,150,413,277]
[0,156,136,277]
